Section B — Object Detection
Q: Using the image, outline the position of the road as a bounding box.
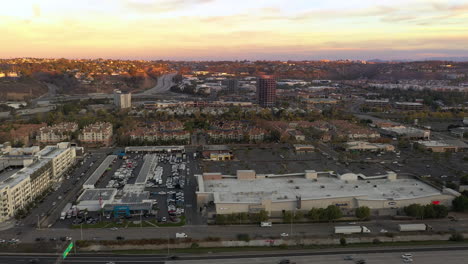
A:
[18,152,107,229]
[5,215,468,243]
[141,73,177,95]
[1,245,468,263]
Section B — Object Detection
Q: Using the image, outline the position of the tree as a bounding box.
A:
[460,175,468,185]
[355,206,371,220]
[424,204,436,219]
[307,208,321,221]
[249,210,269,223]
[215,214,226,225]
[324,205,342,221]
[452,196,468,212]
[340,237,347,246]
[404,204,425,219]
[282,211,293,222]
[433,204,449,218]
[294,211,304,221]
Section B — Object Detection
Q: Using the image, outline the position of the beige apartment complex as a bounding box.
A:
[0,143,76,223]
[78,122,113,146]
[36,122,78,144]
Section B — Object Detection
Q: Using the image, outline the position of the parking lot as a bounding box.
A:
[53,149,203,229]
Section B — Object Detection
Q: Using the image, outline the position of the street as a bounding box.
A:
[1,244,468,264]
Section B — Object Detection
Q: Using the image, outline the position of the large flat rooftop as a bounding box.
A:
[78,188,117,202]
[204,176,442,204]
[83,155,117,188]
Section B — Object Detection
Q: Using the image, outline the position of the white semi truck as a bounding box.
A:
[398,224,432,232]
[60,203,72,220]
[334,226,371,234]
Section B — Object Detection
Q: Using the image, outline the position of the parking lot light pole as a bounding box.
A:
[80,223,83,240]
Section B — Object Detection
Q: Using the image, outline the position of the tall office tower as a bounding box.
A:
[256,75,276,107]
[226,79,239,93]
[113,89,132,109]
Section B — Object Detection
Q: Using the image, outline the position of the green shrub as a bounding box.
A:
[449,233,464,242]
[340,237,347,246]
[237,233,250,242]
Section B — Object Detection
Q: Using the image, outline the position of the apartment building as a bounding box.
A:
[113,89,132,109]
[0,142,75,223]
[37,142,77,182]
[36,122,78,144]
[79,122,113,146]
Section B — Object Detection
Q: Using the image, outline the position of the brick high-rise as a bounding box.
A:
[256,75,276,107]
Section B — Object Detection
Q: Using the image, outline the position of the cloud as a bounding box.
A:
[33,4,41,18]
[123,0,215,13]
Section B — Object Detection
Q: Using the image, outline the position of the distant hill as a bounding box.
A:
[423,57,468,62]
[368,57,468,63]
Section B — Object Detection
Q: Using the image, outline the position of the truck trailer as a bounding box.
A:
[334,226,371,234]
[398,224,432,232]
[60,203,72,220]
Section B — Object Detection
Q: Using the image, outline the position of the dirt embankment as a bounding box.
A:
[0,78,48,100]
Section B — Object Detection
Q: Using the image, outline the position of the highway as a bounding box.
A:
[1,245,468,263]
[4,215,468,243]
[140,73,177,95]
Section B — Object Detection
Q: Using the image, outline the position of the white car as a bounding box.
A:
[110,227,118,231]
[380,229,388,233]
[280,233,289,237]
[401,253,413,259]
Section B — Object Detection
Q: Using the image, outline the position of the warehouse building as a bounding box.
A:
[196,170,459,217]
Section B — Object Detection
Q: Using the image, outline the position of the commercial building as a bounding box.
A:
[83,155,117,189]
[77,185,153,216]
[415,140,468,153]
[124,146,185,154]
[36,122,78,144]
[0,143,76,223]
[257,75,276,107]
[365,99,390,108]
[196,170,459,217]
[113,89,132,109]
[451,127,468,138]
[79,122,113,147]
[345,141,395,152]
[394,102,424,111]
[379,125,430,139]
[202,145,233,161]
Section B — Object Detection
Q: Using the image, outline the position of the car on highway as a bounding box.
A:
[355,259,366,264]
[280,233,289,237]
[344,255,354,260]
[110,227,118,231]
[401,253,413,259]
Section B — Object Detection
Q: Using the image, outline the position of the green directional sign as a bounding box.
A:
[62,242,74,259]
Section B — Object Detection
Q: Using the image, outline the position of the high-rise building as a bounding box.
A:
[256,75,276,107]
[113,89,132,109]
[226,79,239,93]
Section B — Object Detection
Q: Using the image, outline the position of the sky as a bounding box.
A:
[1,0,468,60]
